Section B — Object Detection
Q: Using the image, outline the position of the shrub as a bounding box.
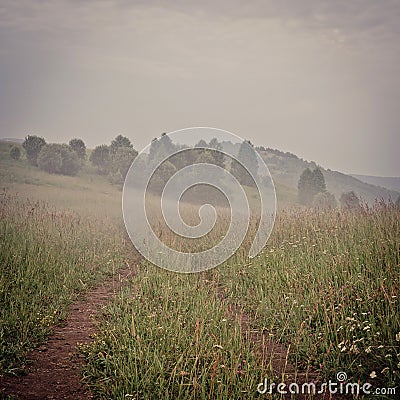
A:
[110,147,138,181]
[22,135,46,166]
[89,145,111,175]
[69,138,86,160]
[340,191,361,210]
[313,191,337,209]
[37,144,81,176]
[10,146,21,160]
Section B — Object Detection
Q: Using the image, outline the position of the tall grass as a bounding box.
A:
[217,202,400,387]
[82,202,399,398]
[0,193,127,374]
[81,267,259,399]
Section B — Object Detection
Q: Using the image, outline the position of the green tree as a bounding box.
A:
[313,191,336,209]
[195,139,208,148]
[230,140,258,186]
[69,138,86,160]
[193,138,225,169]
[10,146,21,160]
[37,144,81,176]
[195,149,216,165]
[90,144,111,175]
[148,133,176,168]
[298,167,327,205]
[148,138,161,166]
[149,160,177,193]
[312,168,326,193]
[340,191,361,210]
[297,168,314,205]
[108,147,138,184]
[159,132,175,154]
[208,138,225,168]
[23,135,46,166]
[110,135,132,154]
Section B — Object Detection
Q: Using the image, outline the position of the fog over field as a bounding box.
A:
[1,3,400,397]
[0,0,399,176]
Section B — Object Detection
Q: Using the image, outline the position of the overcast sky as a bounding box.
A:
[1,0,399,176]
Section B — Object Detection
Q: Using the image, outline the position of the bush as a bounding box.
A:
[340,191,361,210]
[10,146,21,160]
[69,138,86,160]
[37,144,81,176]
[110,147,138,181]
[148,160,176,193]
[110,135,132,153]
[22,135,46,166]
[89,145,111,175]
[313,191,337,209]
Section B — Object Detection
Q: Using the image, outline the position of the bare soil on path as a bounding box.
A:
[0,266,135,400]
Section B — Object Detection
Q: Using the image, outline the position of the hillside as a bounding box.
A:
[0,137,24,144]
[220,141,399,204]
[352,174,400,193]
[257,148,399,204]
[0,141,122,218]
[0,140,398,208]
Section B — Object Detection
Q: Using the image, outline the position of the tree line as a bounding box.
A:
[297,167,365,210]
[11,134,400,208]
[18,134,138,184]
[16,133,261,188]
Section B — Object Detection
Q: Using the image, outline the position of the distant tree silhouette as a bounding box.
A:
[312,168,326,193]
[298,167,327,205]
[194,138,225,169]
[10,146,21,160]
[148,160,177,193]
[69,138,86,160]
[110,147,138,182]
[230,140,258,186]
[148,133,176,168]
[90,144,111,174]
[208,138,225,168]
[298,168,314,205]
[340,191,361,210]
[110,135,132,154]
[313,191,336,209]
[23,135,46,166]
[37,144,81,176]
[195,139,208,148]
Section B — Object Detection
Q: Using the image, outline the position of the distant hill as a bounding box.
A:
[1,137,397,207]
[256,147,399,205]
[220,141,399,204]
[351,174,400,194]
[0,137,24,144]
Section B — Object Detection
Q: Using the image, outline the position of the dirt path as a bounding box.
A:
[225,303,339,399]
[0,265,135,400]
[217,284,336,400]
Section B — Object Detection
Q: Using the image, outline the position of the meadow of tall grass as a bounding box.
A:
[1,143,399,398]
[81,202,399,399]
[0,193,127,374]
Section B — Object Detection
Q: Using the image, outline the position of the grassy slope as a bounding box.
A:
[0,142,122,219]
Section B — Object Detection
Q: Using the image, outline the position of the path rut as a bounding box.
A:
[0,266,135,400]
